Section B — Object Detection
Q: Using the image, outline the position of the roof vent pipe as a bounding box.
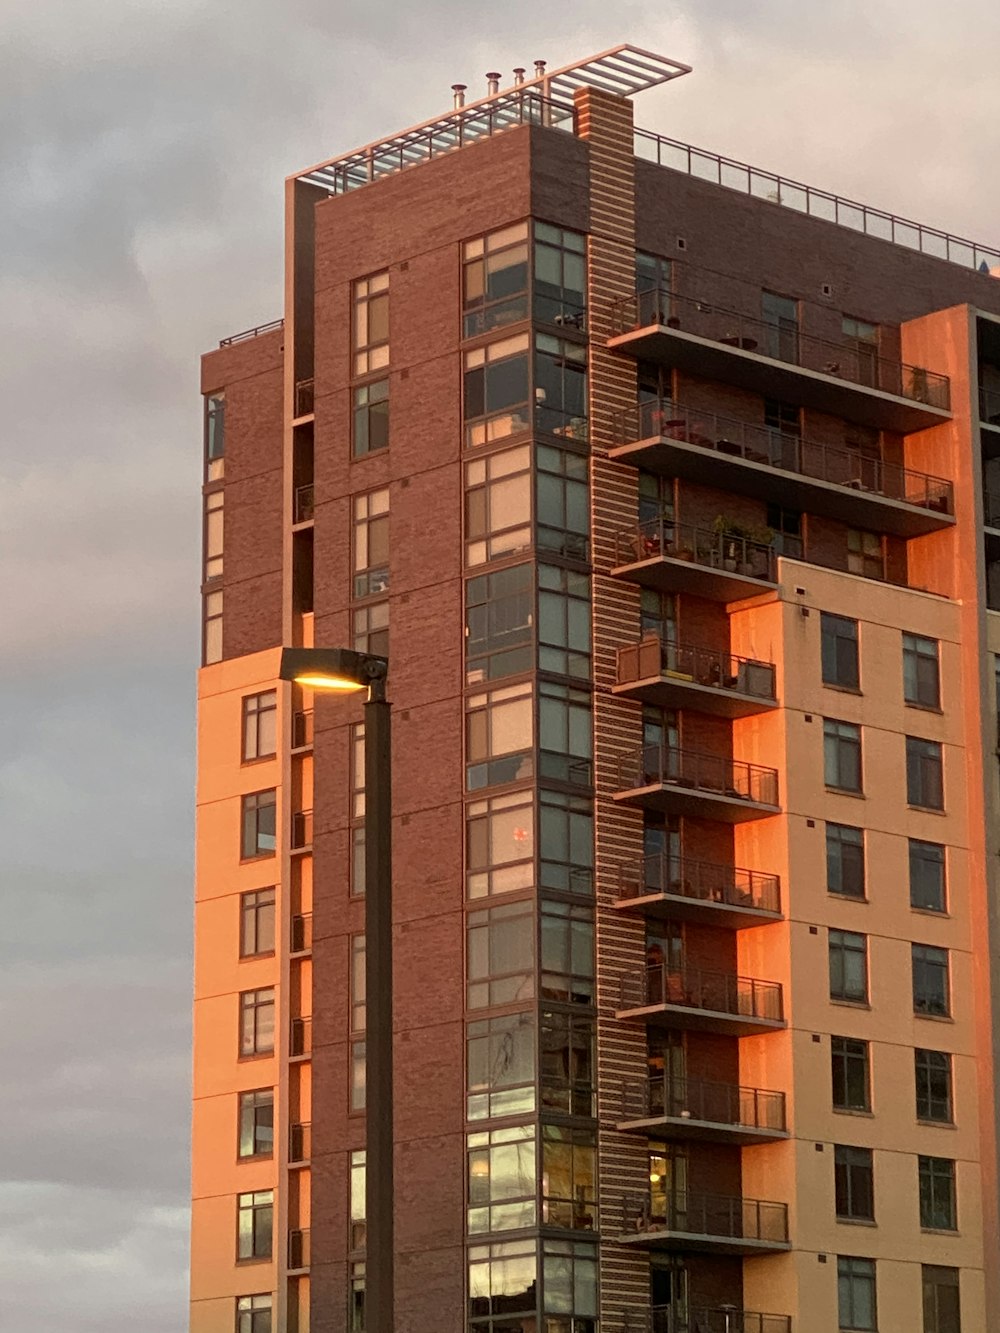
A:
[534,59,547,78]
[452,84,467,109]
[513,67,526,86]
[486,72,501,96]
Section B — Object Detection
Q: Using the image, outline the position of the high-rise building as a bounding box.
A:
[190,44,1000,1333]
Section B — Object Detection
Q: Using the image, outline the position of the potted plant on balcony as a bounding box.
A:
[712,516,773,573]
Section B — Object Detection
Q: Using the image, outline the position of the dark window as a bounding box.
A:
[463,334,530,448]
[639,588,677,641]
[838,1255,876,1331]
[538,681,592,788]
[827,824,865,899]
[825,720,863,792]
[922,1265,961,1333]
[236,1294,272,1333]
[534,333,588,439]
[540,899,594,1005]
[766,503,803,559]
[539,789,593,895]
[540,1008,595,1117]
[353,601,389,657]
[635,251,671,325]
[350,1261,365,1331]
[907,736,944,809]
[538,563,591,679]
[467,899,535,1009]
[465,563,533,684]
[912,944,950,1017]
[240,889,276,957]
[241,790,277,858]
[763,398,801,468]
[762,290,799,362]
[915,1049,953,1123]
[239,989,275,1057]
[205,393,225,482]
[910,840,946,912]
[353,378,389,456]
[830,930,868,1003]
[835,1145,874,1221]
[843,316,879,388]
[242,691,277,762]
[822,614,860,689]
[536,444,589,561]
[904,633,940,708]
[847,528,884,580]
[237,1190,273,1260]
[463,223,529,337]
[238,1090,274,1159]
[919,1156,956,1230]
[534,221,587,326]
[832,1036,870,1111]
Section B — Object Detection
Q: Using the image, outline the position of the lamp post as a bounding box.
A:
[279,646,393,1333]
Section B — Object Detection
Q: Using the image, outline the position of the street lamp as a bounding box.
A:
[279,646,393,1333]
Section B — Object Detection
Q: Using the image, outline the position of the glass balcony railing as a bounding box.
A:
[616,517,776,583]
[617,637,776,703]
[620,963,784,1025]
[617,853,781,916]
[622,1189,789,1247]
[618,744,779,808]
[620,1306,792,1333]
[619,1074,787,1135]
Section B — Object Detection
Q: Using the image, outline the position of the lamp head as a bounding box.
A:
[279,647,388,695]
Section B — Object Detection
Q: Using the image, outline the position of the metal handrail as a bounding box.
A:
[291,913,313,954]
[620,962,784,1023]
[616,852,780,915]
[619,1073,786,1133]
[623,1188,789,1244]
[617,636,776,701]
[611,286,950,411]
[290,1016,313,1058]
[218,317,284,348]
[294,483,315,523]
[616,516,776,582]
[291,809,313,850]
[615,397,953,514]
[289,1122,312,1163]
[618,743,779,807]
[635,125,1000,277]
[288,1227,311,1270]
[619,1306,792,1333]
[292,710,314,750]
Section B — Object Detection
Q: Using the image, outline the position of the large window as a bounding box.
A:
[353,272,389,376]
[466,681,533,790]
[463,224,530,337]
[542,1125,597,1231]
[466,791,534,899]
[238,1090,274,1159]
[236,1294,272,1333]
[912,944,950,1016]
[540,900,594,1005]
[242,691,277,762]
[538,681,592,788]
[534,223,586,326]
[838,1256,876,1332]
[536,444,589,561]
[919,1156,957,1230]
[538,564,591,679]
[829,930,868,1004]
[835,1145,874,1221]
[240,989,275,1057]
[535,334,588,439]
[635,251,670,324]
[240,889,276,958]
[904,633,940,708]
[822,613,860,689]
[464,334,530,447]
[762,290,798,361]
[832,1036,870,1112]
[923,1265,961,1333]
[540,1009,594,1117]
[910,840,946,912]
[237,1190,273,1261]
[465,445,531,566]
[204,489,224,582]
[907,736,944,809]
[354,600,389,657]
[353,489,390,598]
[467,1011,535,1120]
[353,378,389,456]
[539,790,593,894]
[465,563,533,684]
[205,392,225,482]
[467,1123,536,1234]
[847,528,884,580]
[915,1049,953,1123]
[827,824,865,899]
[241,790,277,858]
[468,1239,537,1327]
[825,719,863,792]
[467,900,535,1009]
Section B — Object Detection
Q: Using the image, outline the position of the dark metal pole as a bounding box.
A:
[364,678,393,1333]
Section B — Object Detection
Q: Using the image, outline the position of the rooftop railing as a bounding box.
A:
[611,287,951,411]
[620,1073,787,1134]
[617,636,777,703]
[615,397,953,515]
[617,852,781,915]
[218,317,284,348]
[621,962,784,1024]
[616,516,776,582]
[635,127,1000,277]
[619,743,779,808]
[623,1188,789,1246]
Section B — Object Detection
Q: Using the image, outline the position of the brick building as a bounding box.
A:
[190,45,1000,1333]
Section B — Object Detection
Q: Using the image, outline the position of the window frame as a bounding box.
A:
[238,1089,275,1160]
[903,632,941,709]
[824,719,863,793]
[906,735,944,810]
[242,691,277,763]
[205,392,225,482]
[826,823,866,900]
[915,1048,953,1124]
[239,988,276,1058]
[912,944,950,1018]
[236,1189,274,1262]
[353,488,390,600]
[352,271,389,377]
[352,377,390,457]
[829,929,869,1004]
[831,1035,871,1112]
[203,588,223,665]
[918,1155,957,1231]
[240,789,277,860]
[834,1144,875,1222]
[236,1293,272,1333]
[240,888,276,958]
[821,613,860,691]
[909,839,947,913]
[204,487,224,583]
[837,1254,877,1332]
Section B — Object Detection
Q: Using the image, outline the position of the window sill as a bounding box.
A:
[832,1107,874,1119]
[235,1256,273,1266]
[911,905,950,919]
[905,700,943,715]
[830,998,872,1010]
[241,754,278,768]
[236,1152,275,1164]
[825,786,866,799]
[239,853,278,865]
[828,891,868,903]
[239,951,276,962]
[836,1216,877,1227]
[917,1118,956,1130]
[913,1011,954,1023]
[823,683,863,696]
[237,1051,276,1062]
[907,804,946,815]
[920,1226,959,1236]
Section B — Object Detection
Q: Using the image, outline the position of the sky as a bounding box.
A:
[1,0,998,1327]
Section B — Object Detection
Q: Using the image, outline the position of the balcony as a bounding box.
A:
[291,709,314,751]
[293,483,315,525]
[615,745,779,823]
[609,287,951,434]
[288,1228,311,1273]
[291,809,313,852]
[290,1016,312,1060]
[289,1121,312,1165]
[621,1189,789,1255]
[616,853,781,928]
[618,963,784,1037]
[611,399,954,537]
[613,518,776,602]
[618,1074,786,1145]
[620,1306,791,1333]
[615,636,777,719]
[291,913,313,955]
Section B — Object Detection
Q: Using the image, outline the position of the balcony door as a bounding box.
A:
[650,1260,689,1333]
[649,1146,688,1230]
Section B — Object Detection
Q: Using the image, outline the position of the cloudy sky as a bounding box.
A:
[2,0,998,1326]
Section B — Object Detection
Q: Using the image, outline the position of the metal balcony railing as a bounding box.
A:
[614,397,953,514]
[617,637,776,701]
[620,1074,786,1134]
[619,1305,791,1333]
[290,1016,312,1058]
[619,744,779,808]
[611,287,950,411]
[292,710,314,750]
[981,385,1000,427]
[623,1189,789,1246]
[291,809,313,851]
[291,913,313,954]
[288,1228,311,1271]
[218,317,284,348]
[294,483,315,523]
[289,1122,312,1164]
[620,963,784,1024]
[616,517,776,582]
[617,853,781,915]
[294,378,315,417]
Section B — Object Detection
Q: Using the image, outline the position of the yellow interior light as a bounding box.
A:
[293,673,367,692]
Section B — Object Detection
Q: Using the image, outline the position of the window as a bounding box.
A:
[540,899,594,1005]
[354,600,389,657]
[538,681,592,787]
[353,489,389,598]
[467,1123,536,1234]
[913,945,950,1017]
[838,1255,876,1332]
[534,333,588,439]
[240,889,276,957]
[763,398,801,468]
[540,1008,595,1117]
[351,934,366,1033]
[465,563,533,684]
[903,633,940,708]
[236,1294,272,1333]
[238,1090,274,1159]
[468,900,535,1008]
[762,290,799,361]
[910,840,946,912]
[539,790,593,894]
[205,392,225,482]
[464,334,530,447]
[204,489,224,581]
[825,719,863,792]
[465,444,532,567]
[350,1261,366,1331]
[241,789,277,858]
[237,1190,273,1260]
[242,691,277,762]
[204,589,223,665]
[467,1011,536,1120]
[827,824,865,899]
[467,790,534,899]
[534,222,586,326]
[847,528,884,580]
[542,1125,597,1231]
[915,1049,953,1123]
[639,588,677,642]
[353,378,389,456]
[832,1036,870,1111]
[767,503,803,558]
[835,1145,875,1221]
[536,444,589,561]
[351,1039,366,1112]
[468,1238,536,1326]
[822,614,860,690]
[463,223,530,337]
[843,316,879,388]
[350,723,366,897]
[350,1149,366,1250]
[538,564,591,679]
[353,272,389,376]
[907,736,944,809]
[466,681,533,790]
[923,1265,961,1333]
[919,1156,956,1230]
[541,1238,598,1322]
[830,930,868,1003]
[240,988,275,1057]
[635,251,670,324]
[638,470,674,526]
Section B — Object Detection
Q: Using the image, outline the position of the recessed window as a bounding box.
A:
[763,399,802,468]
[536,444,589,561]
[538,563,591,679]
[534,332,588,440]
[766,503,803,559]
[466,681,533,790]
[534,222,587,327]
[903,633,940,708]
[834,1144,874,1221]
[538,680,592,788]
[825,719,863,793]
[466,790,534,899]
[762,290,799,361]
[350,1149,366,1250]
[465,562,533,684]
[351,1039,366,1112]
[238,1089,274,1159]
[237,1189,273,1260]
[635,251,671,325]
[831,1035,870,1112]
[205,393,225,482]
[465,445,532,566]
[909,840,946,912]
[919,1156,957,1230]
[353,489,389,599]
[829,930,868,1003]
[463,334,530,448]
[847,528,884,580]
[540,1008,595,1117]
[203,589,223,665]
[350,1261,366,1331]
[922,1265,961,1333]
[462,223,529,338]
[204,489,224,582]
[913,944,950,1017]
[539,789,593,895]
[467,1010,536,1120]
[353,271,389,376]
[241,790,277,858]
[915,1048,953,1123]
[351,934,366,1034]
[821,613,860,690]
[827,823,865,899]
[353,378,389,456]
[468,899,535,1009]
[239,988,275,1057]
[240,888,276,958]
[236,1293,272,1333]
[467,1123,537,1235]
[843,316,879,388]
[907,736,944,809]
[540,899,594,1005]
[838,1255,876,1331]
[242,691,277,762]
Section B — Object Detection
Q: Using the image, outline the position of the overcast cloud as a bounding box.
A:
[2,1,998,1327]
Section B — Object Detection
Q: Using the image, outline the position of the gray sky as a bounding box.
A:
[2,1,998,1327]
